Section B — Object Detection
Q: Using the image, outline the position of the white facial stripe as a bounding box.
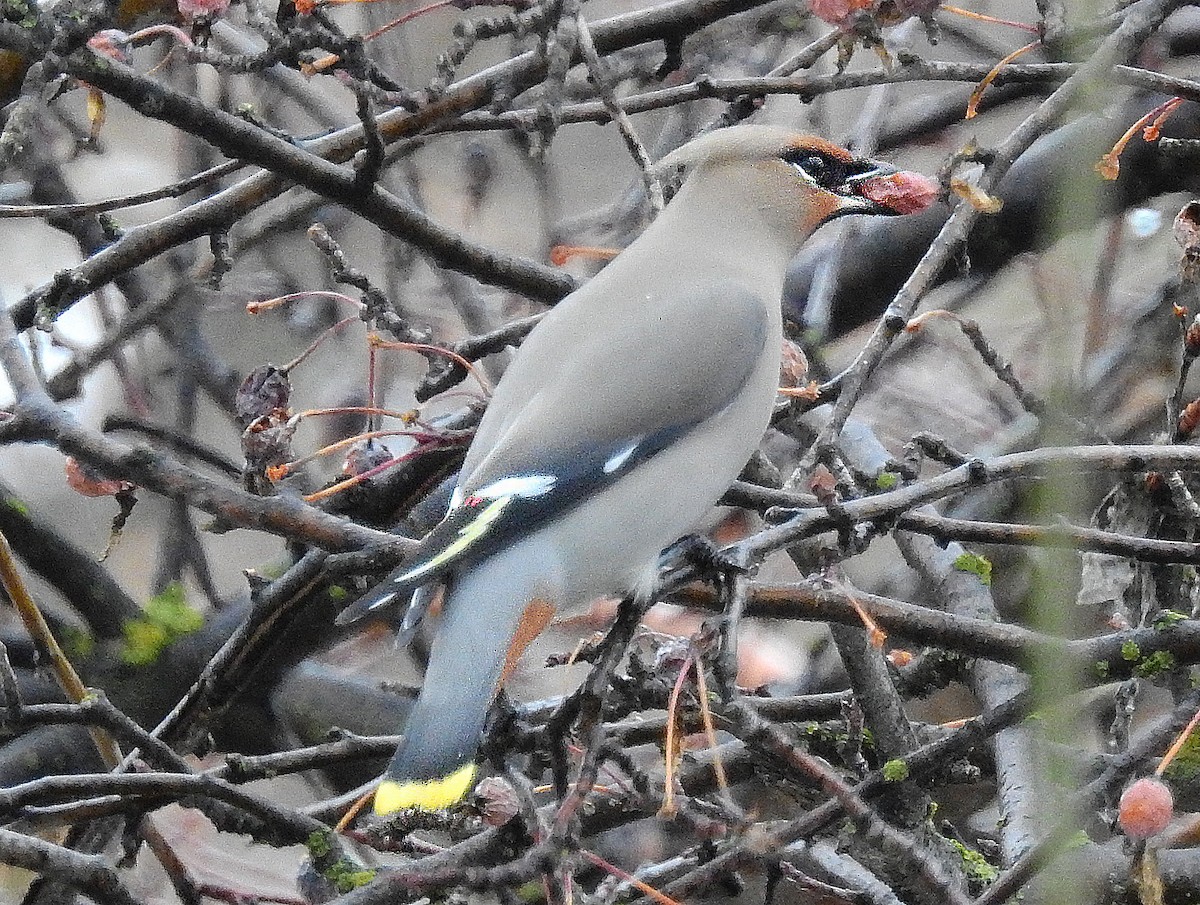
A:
[790,161,821,188]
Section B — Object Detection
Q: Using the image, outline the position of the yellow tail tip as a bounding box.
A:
[373,763,478,815]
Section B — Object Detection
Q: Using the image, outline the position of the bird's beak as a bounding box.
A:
[842,161,939,216]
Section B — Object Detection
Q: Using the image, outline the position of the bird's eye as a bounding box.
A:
[782,148,851,189]
[798,155,828,182]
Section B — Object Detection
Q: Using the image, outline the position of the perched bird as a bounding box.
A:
[337,125,937,814]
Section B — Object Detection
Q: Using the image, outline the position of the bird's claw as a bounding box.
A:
[662,534,748,585]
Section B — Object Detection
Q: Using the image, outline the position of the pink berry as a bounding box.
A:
[1118,777,1174,839]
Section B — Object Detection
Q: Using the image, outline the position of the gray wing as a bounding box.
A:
[336,279,772,624]
[463,276,773,491]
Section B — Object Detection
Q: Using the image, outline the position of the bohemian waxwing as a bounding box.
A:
[337,125,937,814]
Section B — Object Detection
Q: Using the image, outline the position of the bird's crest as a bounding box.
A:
[651,126,852,176]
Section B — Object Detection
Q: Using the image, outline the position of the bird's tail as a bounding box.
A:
[374,549,559,814]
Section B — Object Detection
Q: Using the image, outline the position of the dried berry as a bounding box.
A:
[808,465,842,510]
[65,457,133,497]
[862,171,940,215]
[177,0,230,20]
[342,441,394,477]
[236,366,291,425]
[1174,201,1200,284]
[1185,313,1200,357]
[887,648,914,667]
[473,776,519,827]
[1179,399,1200,440]
[779,340,809,388]
[241,417,298,494]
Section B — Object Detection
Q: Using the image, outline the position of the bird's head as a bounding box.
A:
[652,126,938,242]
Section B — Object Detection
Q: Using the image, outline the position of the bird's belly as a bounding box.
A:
[527,361,778,610]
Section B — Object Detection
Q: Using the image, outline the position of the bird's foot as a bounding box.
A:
[662,533,748,586]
